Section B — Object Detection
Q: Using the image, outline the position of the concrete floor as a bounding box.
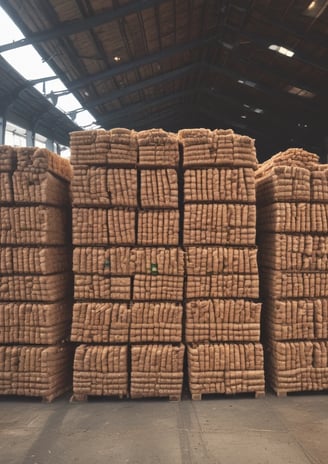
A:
[0,392,327,464]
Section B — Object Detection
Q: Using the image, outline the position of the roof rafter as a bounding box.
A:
[199,88,293,131]
[99,84,286,130]
[226,25,328,73]
[0,0,167,52]
[99,89,195,126]
[199,91,289,135]
[85,63,198,109]
[257,13,328,48]
[99,78,320,134]
[206,63,323,119]
[68,36,213,91]
[85,60,321,121]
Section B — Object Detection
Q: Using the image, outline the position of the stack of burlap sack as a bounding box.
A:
[0,145,72,400]
[179,128,265,397]
[256,148,328,393]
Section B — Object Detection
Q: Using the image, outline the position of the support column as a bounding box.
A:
[46,138,54,151]
[0,115,6,144]
[26,129,35,147]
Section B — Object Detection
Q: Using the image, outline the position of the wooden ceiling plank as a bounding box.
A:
[0,0,168,52]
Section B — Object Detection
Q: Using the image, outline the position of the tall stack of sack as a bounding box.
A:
[70,129,137,399]
[131,129,184,400]
[179,129,265,398]
[0,145,73,401]
[256,148,328,394]
[70,129,184,400]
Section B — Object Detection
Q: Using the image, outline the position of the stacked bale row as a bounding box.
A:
[256,148,328,394]
[0,145,72,401]
[70,129,184,400]
[179,129,265,398]
[70,129,137,399]
[131,130,184,400]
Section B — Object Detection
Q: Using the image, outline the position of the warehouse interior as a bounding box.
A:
[0,0,327,160]
[0,1,327,464]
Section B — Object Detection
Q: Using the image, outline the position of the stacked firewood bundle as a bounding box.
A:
[0,146,72,401]
[130,130,184,400]
[179,129,265,398]
[256,148,328,394]
[70,129,137,398]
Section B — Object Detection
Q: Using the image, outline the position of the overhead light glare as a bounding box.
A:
[241,115,247,119]
[286,85,316,98]
[238,79,256,88]
[245,80,256,88]
[304,0,327,17]
[243,103,251,108]
[269,44,295,58]
[253,108,263,114]
[113,56,121,62]
[221,41,234,50]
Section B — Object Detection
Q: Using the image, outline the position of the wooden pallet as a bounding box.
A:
[42,391,68,403]
[70,393,128,402]
[0,387,70,403]
[272,389,328,398]
[130,394,181,402]
[70,393,180,402]
[191,391,265,400]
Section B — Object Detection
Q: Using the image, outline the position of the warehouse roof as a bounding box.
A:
[1,0,327,159]
[0,55,81,146]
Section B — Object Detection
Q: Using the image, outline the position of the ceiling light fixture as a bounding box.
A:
[238,79,256,88]
[241,115,247,119]
[286,85,316,98]
[253,108,263,114]
[304,0,327,17]
[269,44,295,58]
[221,41,234,50]
[113,56,121,62]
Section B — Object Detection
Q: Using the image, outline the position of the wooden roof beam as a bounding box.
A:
[68,36,213,91]
[226,25,328,73]
[206,63,323,120]
[98,89,195,126]
[84,59,322,123]
[0,0,167,52]
[85,63,198,109]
